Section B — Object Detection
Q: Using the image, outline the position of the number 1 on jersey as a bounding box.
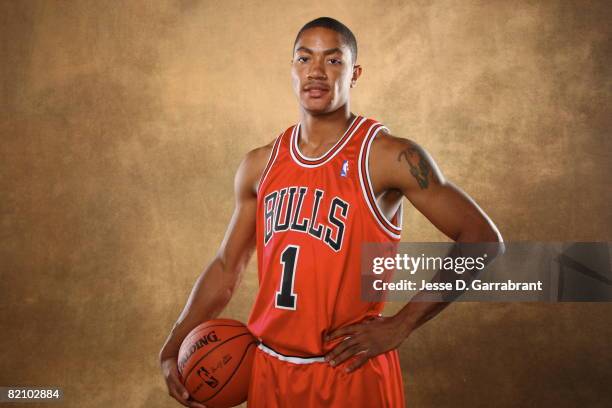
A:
[275,245,299,310]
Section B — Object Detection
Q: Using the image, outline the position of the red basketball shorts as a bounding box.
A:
[247,343,405,407]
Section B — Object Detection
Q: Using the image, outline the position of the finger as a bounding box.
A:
[172,375,190,398]
[187,400,208,408]
[325,336,359,363]
[329,343,363,367]
[168,383,190,406]
[326,325,360,341]
[346,350,370,373]
[167,374,191,405]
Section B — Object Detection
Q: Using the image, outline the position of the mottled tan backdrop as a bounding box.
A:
[1,1,610,407]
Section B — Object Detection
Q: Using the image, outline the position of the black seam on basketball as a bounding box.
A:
[183,331,252,380]
[184,332,254,383]
[180,324,248,353]
[200,340,258,403]
[259,342,325,359]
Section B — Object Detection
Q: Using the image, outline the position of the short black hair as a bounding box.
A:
[293,17,358,64]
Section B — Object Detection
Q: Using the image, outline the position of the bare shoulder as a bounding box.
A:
[369,129,444,193]
[236,139,276,196]
[370,129,426,161]
[244,139,275,168]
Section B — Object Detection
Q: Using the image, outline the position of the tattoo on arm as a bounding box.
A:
[398,146,430,189]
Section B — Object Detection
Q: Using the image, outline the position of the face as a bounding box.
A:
[291,27,361,115]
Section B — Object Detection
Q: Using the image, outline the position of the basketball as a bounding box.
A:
[177,319,258,408]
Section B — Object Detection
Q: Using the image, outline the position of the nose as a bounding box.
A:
[307,57,327,80]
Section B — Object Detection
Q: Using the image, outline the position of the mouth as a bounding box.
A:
[303,83,330,98]
[305,89,329,98]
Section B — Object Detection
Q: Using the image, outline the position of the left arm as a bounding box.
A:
[325,132,504,372]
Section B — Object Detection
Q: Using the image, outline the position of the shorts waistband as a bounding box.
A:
[258,342,326,365]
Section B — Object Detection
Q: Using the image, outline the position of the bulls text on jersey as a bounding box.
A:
[263,187,349,252]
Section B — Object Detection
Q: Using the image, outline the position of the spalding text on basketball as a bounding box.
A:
[178,331,221,372]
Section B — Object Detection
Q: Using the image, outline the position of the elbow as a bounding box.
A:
[460,221,505,259]
[491,239,506,260]
[218,287,234,309]
[214,254,245,298]
[497,236,506,257]
[484,225,505,259]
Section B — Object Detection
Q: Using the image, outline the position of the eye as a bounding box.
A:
[328,58,342,65]
[296,56,309,63]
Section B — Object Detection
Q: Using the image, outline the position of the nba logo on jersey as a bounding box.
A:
[340,160,349,177]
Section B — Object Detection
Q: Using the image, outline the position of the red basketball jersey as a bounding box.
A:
[247,115,403,357]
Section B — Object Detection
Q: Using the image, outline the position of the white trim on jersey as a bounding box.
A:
[257,132,284,196]
[257,342,326,364]
[289,116,367,168]
[358,123,403,239]
[397,199,404,229]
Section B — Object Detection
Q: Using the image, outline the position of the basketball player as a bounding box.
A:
[160,17,503,407]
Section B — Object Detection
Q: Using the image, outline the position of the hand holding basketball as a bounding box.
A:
[177,319,257,408]
[161,356,208,408]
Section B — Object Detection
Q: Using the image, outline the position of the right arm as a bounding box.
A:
[159,145,271,407]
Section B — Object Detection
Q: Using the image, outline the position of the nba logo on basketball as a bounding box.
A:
[197,366,219,388]
[340,160,349,177]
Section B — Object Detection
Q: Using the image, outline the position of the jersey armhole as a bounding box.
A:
[357,122,403,239]
[256,131,284,196]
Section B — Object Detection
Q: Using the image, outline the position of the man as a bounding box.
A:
[160,17,503,407]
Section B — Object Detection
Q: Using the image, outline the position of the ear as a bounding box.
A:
[350,64,362,88]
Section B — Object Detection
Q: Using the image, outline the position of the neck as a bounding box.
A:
[298,105,355,147]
